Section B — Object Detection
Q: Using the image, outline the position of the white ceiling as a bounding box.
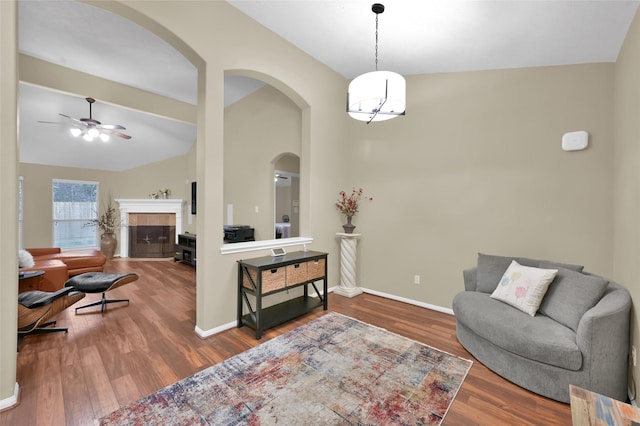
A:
[18,0,640,171]
[229,0,639,78]
[18,0,261,172]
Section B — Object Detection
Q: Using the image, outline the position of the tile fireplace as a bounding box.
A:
[115,199,184,258]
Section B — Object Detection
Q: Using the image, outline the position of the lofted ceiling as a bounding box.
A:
[18,0,262,172]
[18,0,639,172]
[228,0,640,79]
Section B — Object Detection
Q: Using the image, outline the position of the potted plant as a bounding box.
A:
[85,199,121,258]
[335,188,372,233]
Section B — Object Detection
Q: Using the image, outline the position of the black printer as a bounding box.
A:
[223,225,255,243]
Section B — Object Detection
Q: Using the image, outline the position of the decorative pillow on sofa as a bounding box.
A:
[538,268,609,332]
[18,249,35,268]
[490,260,558,316]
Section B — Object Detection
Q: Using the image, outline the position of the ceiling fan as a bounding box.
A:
[39,97,131,142]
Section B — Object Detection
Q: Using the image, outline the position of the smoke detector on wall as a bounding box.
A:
[562,131,589,151]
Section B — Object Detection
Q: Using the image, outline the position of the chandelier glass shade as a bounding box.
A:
[347,70,406,122]
[347,3,405,123]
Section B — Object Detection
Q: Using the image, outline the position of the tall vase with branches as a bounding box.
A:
[335,188,372,234]
[85,199,121,258]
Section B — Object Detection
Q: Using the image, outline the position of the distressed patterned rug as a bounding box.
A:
[99,312,472,425]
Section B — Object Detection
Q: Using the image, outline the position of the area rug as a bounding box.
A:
[98,312,472,425]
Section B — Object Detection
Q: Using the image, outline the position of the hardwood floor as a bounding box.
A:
[2,259,571,425]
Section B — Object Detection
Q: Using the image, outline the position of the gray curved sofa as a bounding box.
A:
[452,254,631,403]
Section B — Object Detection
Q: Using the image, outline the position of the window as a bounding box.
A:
[52,180,98,249]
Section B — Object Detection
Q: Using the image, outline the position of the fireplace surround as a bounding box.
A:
[115,199,184,258]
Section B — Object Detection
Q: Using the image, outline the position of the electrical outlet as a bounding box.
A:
[414,275,420,285]
[633,346,637,367]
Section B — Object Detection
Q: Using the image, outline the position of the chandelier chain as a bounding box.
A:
[375,13,379,71]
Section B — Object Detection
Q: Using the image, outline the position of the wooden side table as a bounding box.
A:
[19,270,45,293]
[570,384,640,425]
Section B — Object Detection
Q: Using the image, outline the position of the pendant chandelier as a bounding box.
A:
[347,3,406,124]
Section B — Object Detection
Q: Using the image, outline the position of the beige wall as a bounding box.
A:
[348,63,615,309]
[20,80,302,251]
[3,2,350,403]
[224,84,301,240]
[19,164,117,249]
[0,0,18,406]
[614,8,640,398]
[111,0,350,341]
[19,143,196,251]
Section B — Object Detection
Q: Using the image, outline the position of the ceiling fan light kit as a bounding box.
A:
[39,97,131,142]
[347,3,406,124]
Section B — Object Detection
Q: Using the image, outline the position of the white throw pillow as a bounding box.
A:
[490,260,558,316]
[18,249,35,268]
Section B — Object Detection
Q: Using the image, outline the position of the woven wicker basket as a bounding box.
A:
[242,268,258,290]
[307,259,325,281]
[286,263,308,286]
[262,267,286,293]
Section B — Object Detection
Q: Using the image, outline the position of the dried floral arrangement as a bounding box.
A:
[336,188,373,218]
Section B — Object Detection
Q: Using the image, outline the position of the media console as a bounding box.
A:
[174,233,196,266]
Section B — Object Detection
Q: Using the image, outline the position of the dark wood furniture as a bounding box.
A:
[18,287,86,348]
[19,270,45,293]
[237,250,328,339]
[174,233,196,266]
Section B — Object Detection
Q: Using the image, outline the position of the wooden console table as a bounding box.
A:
[237,251,328,339]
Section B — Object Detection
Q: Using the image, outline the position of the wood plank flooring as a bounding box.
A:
[1,259,572,425]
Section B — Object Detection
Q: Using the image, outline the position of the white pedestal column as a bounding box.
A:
[334,232,363,298]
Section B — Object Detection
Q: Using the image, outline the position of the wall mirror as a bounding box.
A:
[223,75,302,245]
[274,153,300,239]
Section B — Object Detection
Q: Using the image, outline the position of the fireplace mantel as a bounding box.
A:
[115,199,184,257]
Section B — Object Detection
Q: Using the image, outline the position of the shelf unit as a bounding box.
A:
[174,233,196,266]
[237,251,328,339]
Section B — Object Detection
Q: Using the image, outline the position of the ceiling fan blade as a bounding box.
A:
[58,113,84,125]
[99,124,126,130]
[101,129,132,140]
[37,120,67,125]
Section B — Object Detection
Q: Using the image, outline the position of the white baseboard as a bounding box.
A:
[0,383,19,412]
[194,286,450,337]
[195,321,236,338]
[360,287,454,315]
